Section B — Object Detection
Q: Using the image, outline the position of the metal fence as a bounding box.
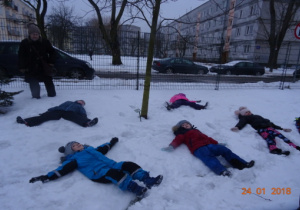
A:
[1,19,300,90]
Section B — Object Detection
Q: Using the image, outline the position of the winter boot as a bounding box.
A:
[295,117,300,133]
[165,102,172,111]
[142,174,163,189]
[16,116,28,125]
[221,170,232,177]
[270,148,282,154]
[246,160,255,168]
[86,118,98,127]
[127,181,147,198]
[230,159,247,170]
[203,102,208,109]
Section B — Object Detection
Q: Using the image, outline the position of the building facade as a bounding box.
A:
[0,0,35,40]
[161,0,300,66]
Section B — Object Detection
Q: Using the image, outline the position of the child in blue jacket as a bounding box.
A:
[29,138,163,198]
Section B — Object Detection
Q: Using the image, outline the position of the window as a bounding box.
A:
[239,10,243,18]
[244,45,250,53]
[250,5,256,15]
[245,25,253,35]
[236,28,240,36]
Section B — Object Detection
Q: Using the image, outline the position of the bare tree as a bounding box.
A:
[23,0,48,39]
[86,0,128,65]
[47,4,78,50]
[266,0,300,70]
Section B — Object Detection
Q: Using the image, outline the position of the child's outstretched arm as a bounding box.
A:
[96,137,119,155]
[29,160,78,183]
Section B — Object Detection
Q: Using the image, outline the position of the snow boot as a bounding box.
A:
[142,174,163,189]
[246,160,255,168]
[86,118,98,127]
[16,116,28,125]
[127,181,147,198]
[230,159,248,170]
[270,148,282,154]
[165,102,172,111]
[221,170,232,177]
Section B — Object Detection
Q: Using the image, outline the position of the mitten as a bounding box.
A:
[29,175,49,183]
[161,145,174,152]
[110,137,119,146]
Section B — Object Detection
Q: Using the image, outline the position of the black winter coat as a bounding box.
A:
[235,114,283,131]
[18,37,56,80]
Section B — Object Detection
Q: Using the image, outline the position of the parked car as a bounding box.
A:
[0,41,95,80]
[210,61,265,76]
[293,69,300,78]
[152,57,209,74]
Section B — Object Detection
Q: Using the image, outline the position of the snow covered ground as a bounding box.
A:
[1,83,300,210]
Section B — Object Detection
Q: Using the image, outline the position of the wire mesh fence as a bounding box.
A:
[1,19,300,91]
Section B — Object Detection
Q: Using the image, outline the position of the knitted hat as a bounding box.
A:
[28,23,40,35]
[234,106,250,116]
[172,120,191,132]
[58,141,78,156]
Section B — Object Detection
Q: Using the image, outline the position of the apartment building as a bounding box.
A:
[0,0,35,40]
[161,0,300,66]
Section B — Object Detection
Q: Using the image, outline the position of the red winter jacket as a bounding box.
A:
[170,129,218,153]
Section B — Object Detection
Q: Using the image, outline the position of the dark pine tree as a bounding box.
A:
[0,72,23,114]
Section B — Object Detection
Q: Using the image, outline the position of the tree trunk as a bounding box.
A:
[267,0,298,71]
[140,0,161,119]
[111,35,122,65]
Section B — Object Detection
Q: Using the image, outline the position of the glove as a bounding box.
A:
[29,175,49,183]
[110,137,119,146]
[161,145,174,152]
[283,128,291,132]
[231,127,239,132]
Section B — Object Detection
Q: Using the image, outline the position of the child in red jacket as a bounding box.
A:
[162,120,254,177]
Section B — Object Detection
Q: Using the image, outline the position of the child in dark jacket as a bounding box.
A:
[162,120,254,177]
[29,138,163,198]
[165,93,208,110]
[231,107,300,155]
[16,100,98,127]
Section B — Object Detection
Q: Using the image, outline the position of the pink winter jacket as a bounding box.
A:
[169,93,196,103]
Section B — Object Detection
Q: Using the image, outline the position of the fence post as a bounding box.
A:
[136,31,140,90]
[279,42,291,90]
[215,74,220,90]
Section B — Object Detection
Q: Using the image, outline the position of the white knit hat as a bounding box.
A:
[234,106,250,116]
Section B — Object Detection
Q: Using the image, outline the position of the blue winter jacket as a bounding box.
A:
[47,142,122,181]
[47,101,87,116]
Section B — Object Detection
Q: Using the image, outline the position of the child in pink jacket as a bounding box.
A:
[166,93,208,110]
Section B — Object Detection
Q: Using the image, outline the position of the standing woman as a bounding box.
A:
[18,23,56,99]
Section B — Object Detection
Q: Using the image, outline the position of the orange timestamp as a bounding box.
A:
[242,187,291,195]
